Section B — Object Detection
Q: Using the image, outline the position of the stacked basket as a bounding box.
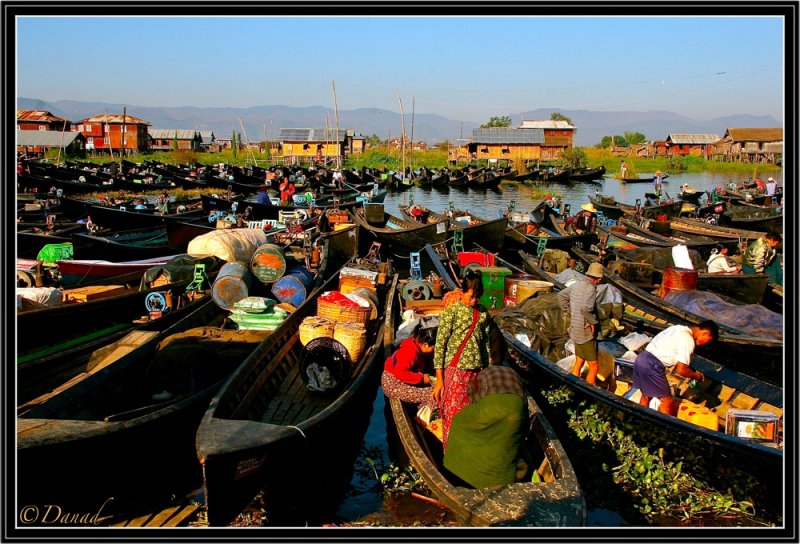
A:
[299,290,372,363]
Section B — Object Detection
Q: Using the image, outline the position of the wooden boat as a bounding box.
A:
[615,172,670,183]
[669,217,766,242]
[588,194,683,220]
[200,189,387,219]
[56,254,185,286]
[502,332,783,521]
[538,168,572,184]
[610,245,770,305]
[70,227,174,261]
[677,187,705,203]
[17,255,219,366]
[398,204,508,252]
[17,223,84,260]
[503,203,597,257]
[722,204,783,232]
[601,217,739,259]
[388,393,586,526]
[568,165,605,182]
[60,196,207,231]
[569,246,783,384]
[195,269,398,526]
[352,205,449,258]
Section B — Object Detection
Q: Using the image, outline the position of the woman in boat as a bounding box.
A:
[706,244,741,274]
[568,203,598,235]
[382,325,437,406]
[279,177,296,206]
[156,191,170,215]
[257,185,270,205]
[443,365,530,488]
[431,270,493,450]
[632,320,719,416]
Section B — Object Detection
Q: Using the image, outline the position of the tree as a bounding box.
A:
[365,134,382,147]
[559,147,588,169]
[231,129,237,158]
[550,112,573,126]
[481,116,512,128]
[172,131,179,151]
[624,131,647,145]
[598,135,628,148]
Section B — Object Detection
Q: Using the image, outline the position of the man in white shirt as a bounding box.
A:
[632,321,718,415]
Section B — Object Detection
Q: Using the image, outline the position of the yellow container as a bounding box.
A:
[677,400,718,432]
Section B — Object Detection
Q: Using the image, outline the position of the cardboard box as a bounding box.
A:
[725,409,780,444]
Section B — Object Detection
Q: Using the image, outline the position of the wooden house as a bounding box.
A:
[710,128,783,164]
[198,131,216,151]
[17,129,85,157]
[148,129,202,152]
[17,110,70,131]
[74,113,150,154]
[462,128,543,162]
[665,133,720,159]
[278,128,352,165]
[516,120,575,155]
[651,140,668,156]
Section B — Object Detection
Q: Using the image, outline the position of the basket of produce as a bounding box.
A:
[317,291,371,324]
[333,321,368,363]
[299,316,335,346]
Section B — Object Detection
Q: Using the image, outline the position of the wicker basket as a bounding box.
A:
[317,297,371,324]
[299,316,335,346]
[333,322,368,363]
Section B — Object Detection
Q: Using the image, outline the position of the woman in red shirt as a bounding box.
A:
[382,326,437,405]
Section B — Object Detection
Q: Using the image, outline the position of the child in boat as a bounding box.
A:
[382,325,437,406]
[431,270,493,450]
[706,244,741,274]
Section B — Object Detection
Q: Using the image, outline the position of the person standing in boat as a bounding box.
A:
[256,185,270,205]
[742,231,782,285]
[558,262,604,384]
[431,270,493,450]
[620,161,628,178]
[706,244,741,274]
[632,320,719,416]
[382,325,437,406]
[279,177,296,206]
[654,170,664,196]
[156,191,170,215]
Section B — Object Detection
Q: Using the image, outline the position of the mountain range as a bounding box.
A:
[18,97,781,148]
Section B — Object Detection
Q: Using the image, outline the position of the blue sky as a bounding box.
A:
[16,16,784,123]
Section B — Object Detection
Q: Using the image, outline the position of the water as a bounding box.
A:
[379,172,768,221]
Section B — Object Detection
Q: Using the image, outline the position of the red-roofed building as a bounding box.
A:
[17,110,69,131]
[73,112,150,154]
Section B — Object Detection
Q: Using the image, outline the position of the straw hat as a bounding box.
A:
[767,177,775,182]
[581,203,597,213]
[655,170,662,175]
[585,262,604,279]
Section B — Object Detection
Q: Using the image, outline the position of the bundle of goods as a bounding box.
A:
[299,290,374,364]
[228,296,289,331]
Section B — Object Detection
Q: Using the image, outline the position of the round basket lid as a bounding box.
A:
[300,337,351,394]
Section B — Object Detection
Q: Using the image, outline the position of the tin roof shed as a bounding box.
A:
[17,130,83,147]
[666,134,720,144]
[278,128,347,142]
[471,128,544,144]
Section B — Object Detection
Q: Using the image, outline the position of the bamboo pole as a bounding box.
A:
[409,95,415,170]
[332,79,341,168]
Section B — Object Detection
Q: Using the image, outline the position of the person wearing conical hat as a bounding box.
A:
[558,262,605,384]
[572,202,598,234]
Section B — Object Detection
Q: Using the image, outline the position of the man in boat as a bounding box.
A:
[620,161,628,178]
[156,191,170,215]
[632,320,719,416]
[654,171,664,196]
[742,231,782,285]
[557,261,604,384]
[569,203,598,235]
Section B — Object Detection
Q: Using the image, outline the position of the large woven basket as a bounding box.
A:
[317,298,371,324]
[333,322,368,363]
[299,316,335,346]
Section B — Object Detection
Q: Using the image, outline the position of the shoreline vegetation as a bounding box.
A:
[36,147,781,179]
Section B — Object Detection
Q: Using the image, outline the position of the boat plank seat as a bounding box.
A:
[86,330,160,372]
[144,505,181,526]
[161,504,201,527]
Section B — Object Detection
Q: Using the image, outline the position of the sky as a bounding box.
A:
[16,14,785,123]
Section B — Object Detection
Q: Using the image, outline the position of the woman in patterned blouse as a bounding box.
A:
[431,270,492,450]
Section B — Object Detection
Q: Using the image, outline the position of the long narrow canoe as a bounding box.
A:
[352,206,449,258]
[398,204,508,253]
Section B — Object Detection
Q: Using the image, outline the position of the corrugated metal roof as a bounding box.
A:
[80,114,150,125]
[16,130,81,146]
[17,110,67,123]
[278,128,347,142]
[725,128,783,142]
[517,120,575,130]
[471,128,544,144]
[199,131,215,145]
[667,133,720,144]
[149,129,199,139]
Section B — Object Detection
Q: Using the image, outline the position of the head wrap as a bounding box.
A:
[469,365,524,403]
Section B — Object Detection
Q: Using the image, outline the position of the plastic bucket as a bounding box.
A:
[270,264,314,307]
[212,261,253,310]
[660,267,698,298]
[250,243,287,284]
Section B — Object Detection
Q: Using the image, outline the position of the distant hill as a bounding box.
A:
[17,98,781,147]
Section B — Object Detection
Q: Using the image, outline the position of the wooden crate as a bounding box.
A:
[63,285,129,303]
